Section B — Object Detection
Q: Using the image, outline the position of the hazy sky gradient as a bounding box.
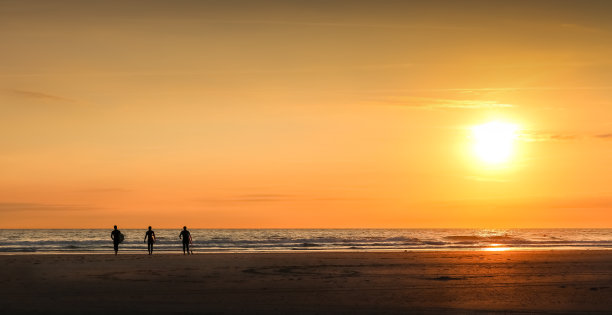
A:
[1,0,611,228]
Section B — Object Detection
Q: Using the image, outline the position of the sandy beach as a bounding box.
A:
[1,250,610,314]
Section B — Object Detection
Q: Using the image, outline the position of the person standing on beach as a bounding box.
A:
[179,226,192,255]
[144,226,156,255]
[110,225,122,255]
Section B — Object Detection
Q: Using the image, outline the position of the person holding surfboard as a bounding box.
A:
[110,225,123,255]
[144,226,156,255]
[179,226,192,255]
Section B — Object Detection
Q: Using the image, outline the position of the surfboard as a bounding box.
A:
[118,232,125,244]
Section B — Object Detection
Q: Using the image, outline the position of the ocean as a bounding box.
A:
[0,229,610,254]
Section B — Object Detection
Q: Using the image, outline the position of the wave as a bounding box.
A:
[301,243,321,247]
[0,229,610,253]
[444,235,530,244]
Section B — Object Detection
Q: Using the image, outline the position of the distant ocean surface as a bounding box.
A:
[0,229,610,254]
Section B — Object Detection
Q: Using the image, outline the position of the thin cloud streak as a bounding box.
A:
[559,23,603,33]
[0,63,416,78]
[197,19,471,30]
[376,97,513,109]
[519,131,577,142]
[76,188,132,193]
[594,133,612,139]
[198,194,293,203]
[6,89,75,102]
[360,86,612,94]
[442,86,612,92]
[0,202,98,212]
[519,131,612,142]
[197,194,366,203]
[431,195,612,210]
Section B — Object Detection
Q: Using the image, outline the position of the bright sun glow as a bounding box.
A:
[472,121,519,164]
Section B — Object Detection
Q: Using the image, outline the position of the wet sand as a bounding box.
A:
[0,250,611,314]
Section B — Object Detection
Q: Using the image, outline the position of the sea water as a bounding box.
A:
[0,229,610,253]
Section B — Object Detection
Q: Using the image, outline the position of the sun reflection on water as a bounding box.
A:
[482,244,511,251]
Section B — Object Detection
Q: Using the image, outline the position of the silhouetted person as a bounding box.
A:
[144,226,156,255]
[110,225,122,255]
[179,226,192,255]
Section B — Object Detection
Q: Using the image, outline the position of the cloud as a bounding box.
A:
[5,89,75,102]
[520,131,612,142]
[198,194,293,203]
[0,202,97,212]
[232,194,292,202]
[433,195,612,210]
[519,131,577,142]
[376,96,513,109]
[76,188,132,193]
[198,194,365,203]
[399,86,612,93]
[311,197,369,201]
[199,20,468,31]
[560,23,603,33]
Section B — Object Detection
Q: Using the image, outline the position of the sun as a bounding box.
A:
[471,121,519,164]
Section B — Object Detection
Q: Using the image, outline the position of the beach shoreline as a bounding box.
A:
[1,250,611,314]
[1,246,611,255]
[3,228,609,254]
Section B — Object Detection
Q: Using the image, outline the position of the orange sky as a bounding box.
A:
[1,0,611,228]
